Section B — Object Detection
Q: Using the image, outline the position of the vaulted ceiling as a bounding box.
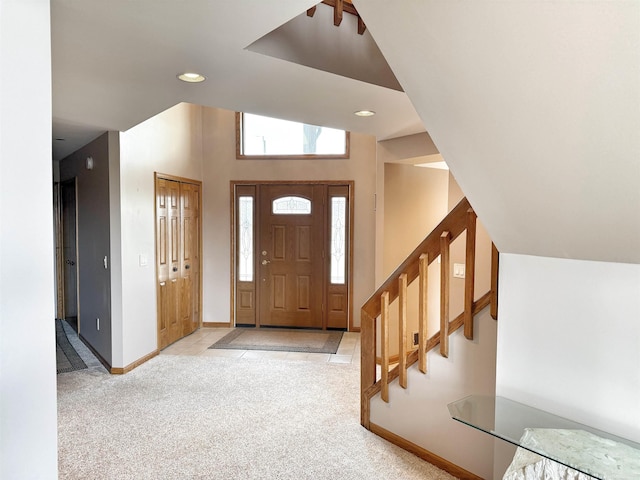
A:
[51,0,421,161]
[354,1,640,264]
[52,1,640,264]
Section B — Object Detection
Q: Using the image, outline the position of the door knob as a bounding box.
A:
[185,264,190,270]
[173,266,178,272]
[261,259,270,265]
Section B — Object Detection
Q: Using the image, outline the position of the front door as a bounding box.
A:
[258,184,324,328]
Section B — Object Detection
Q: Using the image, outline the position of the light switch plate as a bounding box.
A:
[453,263,465,278]
[139,254,148,267]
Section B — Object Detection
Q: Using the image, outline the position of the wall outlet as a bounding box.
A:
[96,318,100,331]
[413,332,419,346]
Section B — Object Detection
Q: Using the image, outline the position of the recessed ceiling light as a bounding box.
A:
[354,110,376,117]
[177,72,206,83]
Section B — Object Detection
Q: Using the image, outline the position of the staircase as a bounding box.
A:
[360,197,498,478]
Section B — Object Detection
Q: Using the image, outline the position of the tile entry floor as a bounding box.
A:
[160,327,361,365]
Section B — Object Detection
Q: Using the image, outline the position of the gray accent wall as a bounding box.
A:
[60,132,114,366]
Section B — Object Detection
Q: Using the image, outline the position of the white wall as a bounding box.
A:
[118,103,203,367]
[108,131,123,366]
[357,1,640,265]
[0,0,58,477]
[496,254,640,442]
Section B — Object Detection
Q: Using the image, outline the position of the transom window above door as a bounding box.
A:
[236,112,350,159]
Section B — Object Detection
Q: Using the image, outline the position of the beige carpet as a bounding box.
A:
[209,328,343,353]
[57,354,458,480]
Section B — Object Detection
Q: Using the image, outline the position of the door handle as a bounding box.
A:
[173,266,178,272]
[261,259,270,265]
[159,282,166,286]
[185,264,190,270]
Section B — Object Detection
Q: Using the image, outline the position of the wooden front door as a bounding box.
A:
[258,185,324,328]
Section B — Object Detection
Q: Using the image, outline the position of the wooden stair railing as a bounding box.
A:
[361,197,498,428]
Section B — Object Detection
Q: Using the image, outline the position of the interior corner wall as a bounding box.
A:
[201,107,376,330]
[108,131,124,366]
[375,132,440,286]
[496,254,640,443]
[0,0,58,477]
[118,102,203,367]
[59,132,114,365]
[382,163,449,276]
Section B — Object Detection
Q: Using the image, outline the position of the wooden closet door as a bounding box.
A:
[180,182,200,336]
[156,178,181,349]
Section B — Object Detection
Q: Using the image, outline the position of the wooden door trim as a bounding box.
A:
[59,178,80,327]
[54,182,64,319]
[347,182,355,331]
[155,172,202,187]
[230,180,355,330]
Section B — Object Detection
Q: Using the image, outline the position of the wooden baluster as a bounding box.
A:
[418,253,428,373]
[440,231,451,358]
[357,16,366,35]
[399,273,408,389]
[491,243,499,320]
[360,310,375,428]
[464,208,477,340]
[381,291,390,403]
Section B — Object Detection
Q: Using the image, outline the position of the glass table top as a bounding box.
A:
[448,395,640,479]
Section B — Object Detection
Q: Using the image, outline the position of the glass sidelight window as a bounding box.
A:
[238,196,254,281]
[330,197,347,284]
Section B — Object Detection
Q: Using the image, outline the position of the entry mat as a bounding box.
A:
[209,328,344,354]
